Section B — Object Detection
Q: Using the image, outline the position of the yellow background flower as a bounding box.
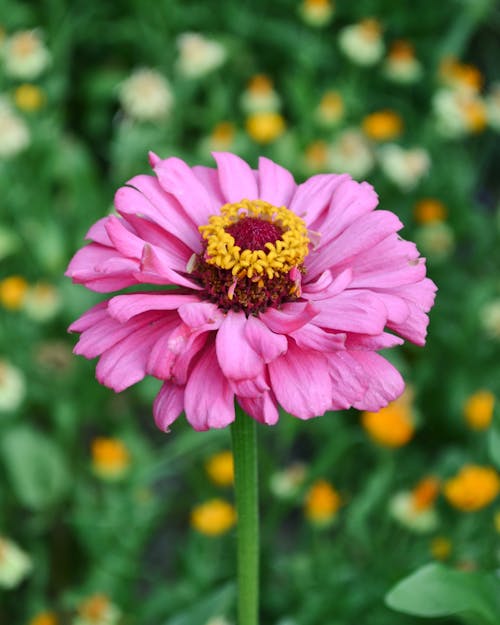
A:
[444,465,500,511]
[191,499,236,536]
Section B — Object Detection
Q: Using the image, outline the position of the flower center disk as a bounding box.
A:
[194,199,310,314]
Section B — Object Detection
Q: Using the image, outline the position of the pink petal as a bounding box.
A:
[338,234,427,289]
[383,278,437,345]
[303,268,353,299]
[346,332,404,350]
[68,301,108,333]
[259,301,319,334]
[327,351,369,409]
[238,392,279,425]
[313,290,388,335]
[153,157,218,225]
[290,324,346,351]
[120,213,193,270]
[104,215,145,259]
[95,315,175,392]
[230,373,270,398]
[107,292,201,323]
[212,152,258,203]
[116,182,201,253]
[178,301,225,331]
[86,217,113,246]
[148,322,209,384]
[216,310,263,381]
[309,178,379,243]
[257,157,296,207]
[269,342,332,419]
[350,352,405,411]
[153,382,185,432]
[289,173,349,225]
[134,244,203,290]
[244,315,288,363]
[307,210,403,279]
[184,343,235,431]
[65,244,139,292]
[192,165,226,207]
[74,309,168,359]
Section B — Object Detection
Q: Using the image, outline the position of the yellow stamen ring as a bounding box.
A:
[199,199,310,281]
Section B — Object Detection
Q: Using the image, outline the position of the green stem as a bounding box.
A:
[231,404,259,625]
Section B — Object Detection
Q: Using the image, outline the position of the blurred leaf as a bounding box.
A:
[1,426,69,510]
[488,423,500,470]
[161,583,235,625]
[386,563,500,625]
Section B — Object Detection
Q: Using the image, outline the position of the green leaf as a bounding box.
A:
[488,423,500,470]
[1,426,69,510]
[386,564,500,625]
[161,583,235,625]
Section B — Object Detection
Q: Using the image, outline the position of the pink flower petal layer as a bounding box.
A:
[67,153,436,431]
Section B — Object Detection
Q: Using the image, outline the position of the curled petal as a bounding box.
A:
[350,351,405,411]
[184,343,235,431]
[260,301,319,334]
[154,382,185,432]
[238,392,280,426]
[216,310,263,381]
[244,315,288,364]
[154,156,218,225]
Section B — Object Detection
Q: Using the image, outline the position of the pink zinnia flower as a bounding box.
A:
[66,152,436,431]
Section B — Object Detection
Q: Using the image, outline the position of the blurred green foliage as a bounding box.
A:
[1,0,500,624]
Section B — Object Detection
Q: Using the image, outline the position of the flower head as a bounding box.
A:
[338,19,384,66]
[14,84,45,112]
[0,359,26,412]
[413,198,447,224]
[91,437,131,480]
[315,90,344,127]
[463,390,495,430]
[240,75,281,114]
[245,112,285,143]
[3,30,50,79]
[299,0,335,28]
[270,462,307,499]
[119,68,173,122]
[480,298,500,340]
[0,100,30,158]
[74,594,121,625]
[378,144,430,191]
[485,83,500,131]
[176,33,226,78]
[329,128,374,179]
[29,613,58,625]
[389,476,440,533]
[0,536,32,589]
[362,390,415,447]
[0,275,28,310]
[191,499,236,536]
[430,536,452,561]
[304,479,341,525]
[362,110,403,142]
[383,40,423,84]
[439,57,482,94]
[444,465,500,512]
[66,152,436,431]
[205,450,234,486]
[23,282,61,322]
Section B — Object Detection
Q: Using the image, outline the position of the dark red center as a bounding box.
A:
[225,217,283,251]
